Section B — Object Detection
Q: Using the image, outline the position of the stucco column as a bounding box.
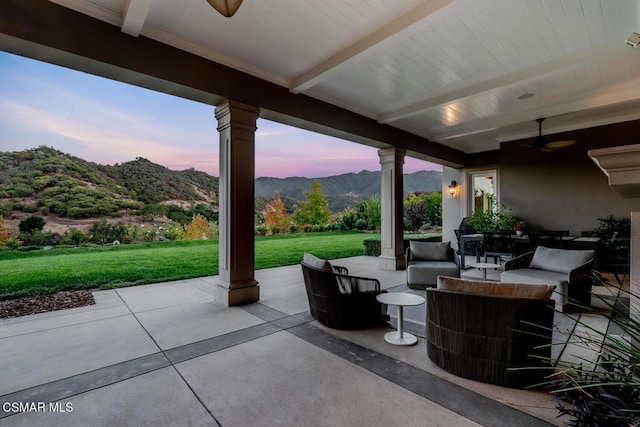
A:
[378,147,406,270]
[214,100,260,306]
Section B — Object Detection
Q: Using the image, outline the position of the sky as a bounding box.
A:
[0,51,440,178]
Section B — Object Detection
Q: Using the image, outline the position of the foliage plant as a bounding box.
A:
[355,196,381,231]
[545,282,640,426]
[293,180,333,227]
[183,214,211,240]
[336,208,358,231]
[583,214,631,239]
[404,197,427,233]
[0,216,10,247]
[18,215,46,234]
[466,193,517,232]
[264,191,290,233]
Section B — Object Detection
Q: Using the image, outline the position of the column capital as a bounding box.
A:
[378,147,407,165]
[215,100,260,132]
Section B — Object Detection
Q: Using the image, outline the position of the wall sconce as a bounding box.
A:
[448,180,457,197]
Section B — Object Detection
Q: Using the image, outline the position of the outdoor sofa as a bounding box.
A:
[301,253,387,330]
[427,276,556,388]
[501,246,595,312]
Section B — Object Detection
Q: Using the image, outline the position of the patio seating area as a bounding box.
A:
[0,255,620,426]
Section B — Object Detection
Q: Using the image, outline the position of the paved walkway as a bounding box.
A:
[0,256,610,426]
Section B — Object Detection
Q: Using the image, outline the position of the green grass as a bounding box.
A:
[0,231,374,299]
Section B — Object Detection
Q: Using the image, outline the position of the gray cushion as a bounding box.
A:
[529,247,593,274]
[303,252,333,272]
[410,241,450,261]
[500,268,570,307]
[407,261,459,286]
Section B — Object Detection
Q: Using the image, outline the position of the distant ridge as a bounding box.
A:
[256,170,442,200]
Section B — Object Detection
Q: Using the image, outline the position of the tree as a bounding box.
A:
[183,214,211,240]
[264,191,289,233]
[0,216,10,247]
[293,180,332,226]
[356,196,381,231]
[19,215,45,234]
[403,192,442,231]
[404,195,428,233]
[425,191,443,226]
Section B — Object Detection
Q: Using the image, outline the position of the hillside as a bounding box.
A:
[0,147,218,223]
[256,170,442,200]
[0,147,442,231]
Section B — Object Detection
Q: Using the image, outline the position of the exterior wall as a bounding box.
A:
[445,120,640,237]
[499,122,640,235]
[442,167,465,245]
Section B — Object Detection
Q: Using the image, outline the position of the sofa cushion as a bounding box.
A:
[303,252,333,272]
[529,247,594,274]
[437,276,556,299]
[407,261,459,286]
[410,241,450,261]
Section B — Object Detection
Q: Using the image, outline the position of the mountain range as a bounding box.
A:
[0,147,442,219]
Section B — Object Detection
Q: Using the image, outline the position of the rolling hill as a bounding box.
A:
[0,146,442,223]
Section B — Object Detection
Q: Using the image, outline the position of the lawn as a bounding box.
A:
[0,231,377,299]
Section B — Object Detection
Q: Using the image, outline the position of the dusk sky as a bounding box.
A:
[0,51,440,178]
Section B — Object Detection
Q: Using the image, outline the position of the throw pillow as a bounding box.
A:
[303,252,333,272]
[437,276,555,299]
[410,241,450,261]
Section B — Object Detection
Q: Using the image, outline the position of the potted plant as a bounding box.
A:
[467,194,518,233]
[514,221,525,237]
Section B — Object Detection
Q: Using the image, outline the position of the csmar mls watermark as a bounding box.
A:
[3,401,73,413]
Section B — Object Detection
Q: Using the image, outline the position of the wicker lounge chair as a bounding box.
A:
[427,276,556,388]
[301,253,387,330]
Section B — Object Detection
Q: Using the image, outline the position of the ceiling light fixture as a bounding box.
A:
[626,32,640,48]
[206,0,244,17]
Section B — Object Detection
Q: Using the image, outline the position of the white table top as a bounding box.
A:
[376,292,425,306]
[469,262,501,269]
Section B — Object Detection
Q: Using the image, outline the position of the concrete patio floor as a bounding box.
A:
[0,255,614,426]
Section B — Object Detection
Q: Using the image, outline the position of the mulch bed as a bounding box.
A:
[0,291,96,319]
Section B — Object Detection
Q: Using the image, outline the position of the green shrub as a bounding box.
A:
[19,215,46,234]
[255,225,268,236]
[355,219,368,231]
[63,228,90,245]
[89,219,127,244]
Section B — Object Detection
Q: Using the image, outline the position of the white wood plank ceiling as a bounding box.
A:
[50,0,640,154]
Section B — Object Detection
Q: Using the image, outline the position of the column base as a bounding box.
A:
[213,280,260,307]
[378,255,406,271]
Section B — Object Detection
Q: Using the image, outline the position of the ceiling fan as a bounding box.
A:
[531,118,576,152]
[206,0,244,17]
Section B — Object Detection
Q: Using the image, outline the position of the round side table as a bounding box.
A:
[376,292,425,346]
[469,262,501,280]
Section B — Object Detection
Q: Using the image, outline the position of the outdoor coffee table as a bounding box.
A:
[470,262,501,280]
[376,292,425,346]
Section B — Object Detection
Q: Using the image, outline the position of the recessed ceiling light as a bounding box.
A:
[517,93,534,100]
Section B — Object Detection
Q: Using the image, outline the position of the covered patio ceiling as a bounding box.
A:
[1,0,640,167]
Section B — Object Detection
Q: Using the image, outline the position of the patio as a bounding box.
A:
[0,255,618,426]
